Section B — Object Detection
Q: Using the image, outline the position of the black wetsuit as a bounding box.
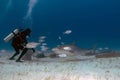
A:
[9,28,33,62]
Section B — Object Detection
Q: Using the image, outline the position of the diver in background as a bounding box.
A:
[9,28,32,62]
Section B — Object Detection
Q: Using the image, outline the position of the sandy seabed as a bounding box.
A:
[0,53,120,80]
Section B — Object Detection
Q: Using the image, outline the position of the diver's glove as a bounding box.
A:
[32,48,35,53]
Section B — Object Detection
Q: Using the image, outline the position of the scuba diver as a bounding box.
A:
[9,28,35,62]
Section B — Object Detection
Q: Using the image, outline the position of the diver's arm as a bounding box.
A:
[23,38,28,46]
[25,39,28,44]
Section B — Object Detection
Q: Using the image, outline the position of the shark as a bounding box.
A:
[52,44,96,56]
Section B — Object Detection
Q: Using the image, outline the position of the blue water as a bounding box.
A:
[0,0,120,51]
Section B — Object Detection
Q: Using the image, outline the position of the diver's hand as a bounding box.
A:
[32,48,35,53]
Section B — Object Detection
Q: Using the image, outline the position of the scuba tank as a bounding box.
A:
[4,29,20,42]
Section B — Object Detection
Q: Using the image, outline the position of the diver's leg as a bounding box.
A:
[9,48,20,60]
[16,48,28,62]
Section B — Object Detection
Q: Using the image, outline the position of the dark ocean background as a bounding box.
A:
[0,0,120,51]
